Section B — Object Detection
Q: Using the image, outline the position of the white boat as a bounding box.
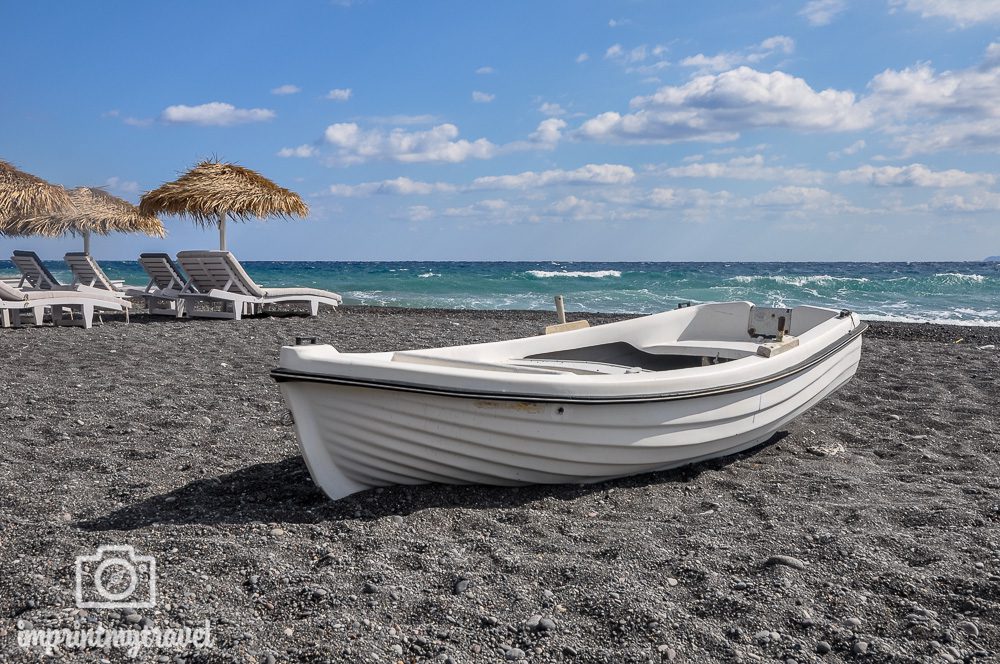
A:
[272,302,866,501]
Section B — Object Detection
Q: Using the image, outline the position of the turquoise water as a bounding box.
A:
[2,260,997,325]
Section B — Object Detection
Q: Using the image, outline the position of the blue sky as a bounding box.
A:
[2,0,999,261]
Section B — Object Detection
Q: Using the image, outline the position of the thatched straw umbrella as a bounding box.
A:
[0,160,73,236]
[4,186,164,252]
[139,160,308,251]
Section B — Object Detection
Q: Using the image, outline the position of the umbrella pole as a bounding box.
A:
[83,230,91,255]
[219,211,227,251]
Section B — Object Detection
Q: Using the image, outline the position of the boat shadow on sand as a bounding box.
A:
[78,432,787,532]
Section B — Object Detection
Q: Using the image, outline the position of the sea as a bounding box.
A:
[2,260,998,326]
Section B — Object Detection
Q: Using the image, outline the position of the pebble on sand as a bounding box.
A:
[657,644,677,660]
[762,555,808,570]
[956,621,979,637]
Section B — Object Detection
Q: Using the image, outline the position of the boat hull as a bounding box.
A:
[278,334,863,501]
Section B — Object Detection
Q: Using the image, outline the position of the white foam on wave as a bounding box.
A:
[955,307,999,316]
[934,272,986,283]
[418,272,441,278]
[727,274,869,286]
[345,290,389,305]
[527,270,622,279]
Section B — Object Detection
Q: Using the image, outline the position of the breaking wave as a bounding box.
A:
[526,270,622,279]
[727,275,870,286]
[934,273,986,283]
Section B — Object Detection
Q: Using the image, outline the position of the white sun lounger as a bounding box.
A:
[11,250,64,289]
[124,253,191,317]
[175,250,342,320]
[64,252,142,294]
[0,280,130,329]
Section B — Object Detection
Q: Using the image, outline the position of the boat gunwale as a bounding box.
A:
[271,322,867,405]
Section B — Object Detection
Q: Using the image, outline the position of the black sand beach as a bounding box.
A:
[0,307,997,662]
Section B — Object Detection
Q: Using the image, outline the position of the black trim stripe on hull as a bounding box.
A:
[271,322,867,405]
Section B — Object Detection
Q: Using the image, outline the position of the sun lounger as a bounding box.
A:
[123,253,190,317]
[0,280,130,329]
[11,250,64,289]
[64,252,141,294]
[175,250,342,320]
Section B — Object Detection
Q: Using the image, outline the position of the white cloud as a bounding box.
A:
[605,43,670,73]
[838,163,996,187]
[326,88,353,101]
[104,176,138,194]
[579,66,870,144]
[828,139,867,159]
[329,177,457,197]
[752,185,847,209]
[608,18,631,27]
[122,116,153,127]
[475,66,495,75]
[300,115,572,166]
[760,36,795,54]
[799,0,848,26]
[606,43,668,64]
[550,195,605,219]
[680,35,795,73]
[443,199,511,218]
[328,164,635,196]
[471,164,636,190]
[271,84,301,95]
[663,154,827,184]
[379,177,456,195]
[323,122,497,164]
[867,44,1000,154]
[647,187,733,209]
[472,91,495,103]
[930,189,1000,211]
[529,118,566,146]
[539,102,567,117]
[987,42,1000,67]
[894,118,1000,155]
[868,60,1000,118]
[890,0,1000,26]
[407,205,434,221]
[576,52,590,63]
[679,53,739,73]
[160,102,275,126]
[277,144,318,158]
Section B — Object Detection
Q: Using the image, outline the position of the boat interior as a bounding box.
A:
[387,303,850,377]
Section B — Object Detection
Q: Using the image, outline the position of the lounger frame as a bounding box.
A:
[11,250,63,289]
[124,253,190,317]
[175,251,341,320]
[0,282,130,329]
